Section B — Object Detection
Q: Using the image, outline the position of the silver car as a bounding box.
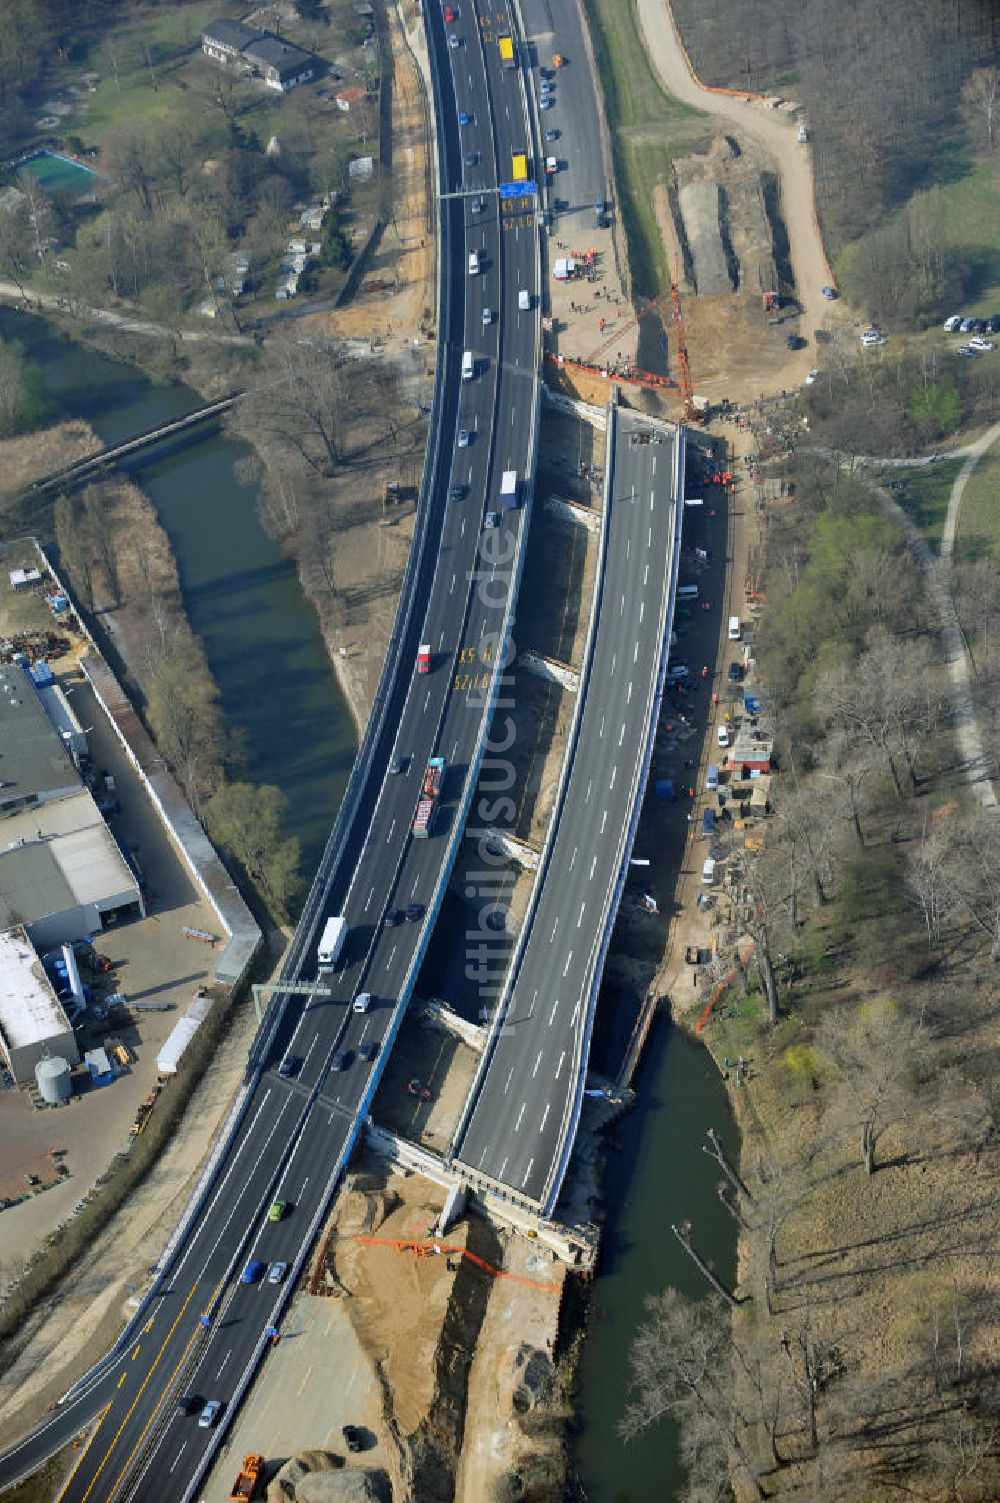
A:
[198,1400,222,1429]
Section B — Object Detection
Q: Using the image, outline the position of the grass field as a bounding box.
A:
[954,439,1000,560]
[892,460,964,551]
[582,0,708,297]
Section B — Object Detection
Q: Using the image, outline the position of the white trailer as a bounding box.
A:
[317,915,348,968]
[500,469,518,509]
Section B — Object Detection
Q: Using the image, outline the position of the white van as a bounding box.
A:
[701,857,717,885]
[518,289,531,311]
[469,250,481,276]
[352,992,371,1014]
[728,616,742,640]
[677,585,699,601]
[462,350,474,381]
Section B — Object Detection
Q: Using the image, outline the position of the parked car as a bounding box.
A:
[343,1425,363,1453]
[943,314,963,331]
[969,336,995,351]
[804,368,819,384]
[960,316,977,332]
[957,344,979,357]
[821,285,837,300]
[860,328,886,347]
[728,662,743,683]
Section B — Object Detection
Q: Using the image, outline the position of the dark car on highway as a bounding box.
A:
[405,903,424,922]
[334,1050,354,1072]
[278,1055,301,1078]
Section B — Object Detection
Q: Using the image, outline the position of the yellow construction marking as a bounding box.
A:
[144,1318,155,1334]
[130,1346,140,1361]
[117,1375,126,1391]
[100,1273,229,1503]
[53,1406,111,1503]
[77,1280,200,1503]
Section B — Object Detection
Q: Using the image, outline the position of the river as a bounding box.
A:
[5,310,738,1499]
[1,308,356,886]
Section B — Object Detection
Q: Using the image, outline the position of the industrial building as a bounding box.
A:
[0,927,79,1086]
[0,792,143,947]
[0,661,81,816]
[0,663,144,947]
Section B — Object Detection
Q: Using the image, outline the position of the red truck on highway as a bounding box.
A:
[413,756,446,838]
[417,643,432,674]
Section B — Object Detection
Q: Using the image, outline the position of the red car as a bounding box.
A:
[443,4,456,19]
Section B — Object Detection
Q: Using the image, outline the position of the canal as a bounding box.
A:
[4,310,738,1499]
[1,307,356,887]
[574,1017,739,1502]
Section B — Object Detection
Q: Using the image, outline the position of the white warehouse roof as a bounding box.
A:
[0,927,73,1050]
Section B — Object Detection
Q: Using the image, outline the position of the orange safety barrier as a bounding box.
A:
[355,1235,561,1292]
[695,967,740,1034]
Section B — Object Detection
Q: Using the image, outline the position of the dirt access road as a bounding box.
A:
[638,0,839,381]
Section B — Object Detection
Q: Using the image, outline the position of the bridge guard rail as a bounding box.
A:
[542,421,686,1215]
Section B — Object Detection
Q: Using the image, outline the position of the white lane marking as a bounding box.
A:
[627,681,633,703]
[511,408,515,426]
[550,918,559,939]
[601,809,608,832]
[548,999,560,1025]
[555,1050,566,1078]
[411,875,420,895]
[610,765,617,789]
[452,740,459,759]
[589,854,597,879]
[649,495,654,511]
[648,526,652,545]
[387,944,397,966]
[571,1000,581,1026]
[515,1102,526,1130]
[643,564,648,585]
[505,1067,514,1093]
[599,713,605,738]
[522,1157,534,1188]
[478,1146,489,1168]
[563,950,573,976]
[611,653,616,674]
[626,538,630,559]
[386,818,396,843]
[619,723,625,746]
[569,845,578,871]
[439,630,446,648]
[500,1155,508,1178]
[634,642,639,662]
[168,1442,189,1476]
[533,1051,543,1077]
[215,1350,232,1380]
[424,689,431,711]
[450,573,456,594]
[539,1103,550,1133]
[364,886,375,911]
[460,517,466,537]
[651,456,657,476]
[620,593,625,615]
[299,1175,310,1199]
[639,600,645,623]
[577,902,586,927]
[585,779,592,803]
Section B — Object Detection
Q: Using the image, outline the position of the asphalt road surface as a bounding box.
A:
[519,0,609,227]
[456,410,682,1206]
[0,6,542,1501]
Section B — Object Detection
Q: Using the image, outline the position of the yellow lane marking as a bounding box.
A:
[298,1364,314,1396]
[78,1280,200,1503]
[53,1406,111,1503]
[117,1375,126,1391]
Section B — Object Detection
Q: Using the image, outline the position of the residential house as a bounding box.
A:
[201,21,318,93]
[335,85,368,112]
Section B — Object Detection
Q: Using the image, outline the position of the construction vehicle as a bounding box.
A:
[512,152,528,182]
[229,1454,264,1502]
[498,34,515,68]
[412,756,446,839]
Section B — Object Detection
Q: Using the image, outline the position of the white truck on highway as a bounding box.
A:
[317,915,347,968]
[500,469,518,509]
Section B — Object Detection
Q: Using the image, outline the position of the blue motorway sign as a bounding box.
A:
[499,180,538,199]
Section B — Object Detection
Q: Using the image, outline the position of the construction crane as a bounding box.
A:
[583,288,672,367]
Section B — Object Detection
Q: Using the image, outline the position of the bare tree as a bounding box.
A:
[817,1000,927,1175]
[961,66,1000,151]
[227,333,347,476]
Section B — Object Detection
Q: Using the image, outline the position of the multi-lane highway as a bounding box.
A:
[0,5,542,1500]
[455,409,682,1207]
